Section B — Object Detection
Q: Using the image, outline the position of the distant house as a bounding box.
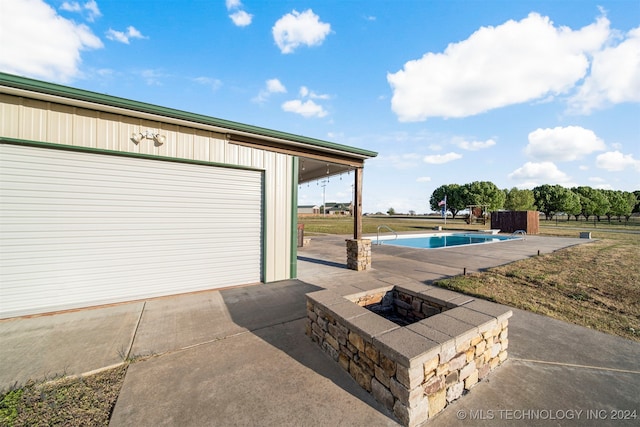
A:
[325,202,352,215]
[298,205,320,215]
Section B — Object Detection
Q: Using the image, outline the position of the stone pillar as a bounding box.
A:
[346,239,371,271]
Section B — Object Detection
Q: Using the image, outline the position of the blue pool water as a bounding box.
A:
[375,233,520,249]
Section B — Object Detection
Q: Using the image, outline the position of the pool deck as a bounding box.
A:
[300,232,588,284]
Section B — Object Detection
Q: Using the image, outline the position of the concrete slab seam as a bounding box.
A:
[178,316,308,353]
[511,358,640,375]
[125,301,146,361]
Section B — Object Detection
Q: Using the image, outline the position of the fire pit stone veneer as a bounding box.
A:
[305,283,512,427]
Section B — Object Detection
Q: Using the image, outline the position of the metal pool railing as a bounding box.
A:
[376,225,397,245]
[512,230,527,239]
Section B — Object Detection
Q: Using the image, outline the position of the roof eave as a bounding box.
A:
[0,72,378,161]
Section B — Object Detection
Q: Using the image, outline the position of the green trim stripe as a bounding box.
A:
[0,137,261,173]
[290,158,299,278]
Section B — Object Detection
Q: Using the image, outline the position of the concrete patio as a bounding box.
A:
[0,233,638,426]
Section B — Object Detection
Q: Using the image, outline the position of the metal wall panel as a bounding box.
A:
[47,103,74,145]
[0,143,264,318]
[0,94,20,137]
[1,94,294,289]
[20,99,48,141]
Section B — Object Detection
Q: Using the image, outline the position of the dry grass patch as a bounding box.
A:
[0,365,127,427]
[435,237,640,342]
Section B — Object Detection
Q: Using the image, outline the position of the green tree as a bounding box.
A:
[429,184,466,219]
[634,191,640,214]
[593,189,611,221]
[504,187,536,211]
[572,186,610,221]
[602,190,627,221]
[623,191,638,220]
[463,181,505,213]
[533,184,577,220]
[387,207,396,215]
[564,190,582,220]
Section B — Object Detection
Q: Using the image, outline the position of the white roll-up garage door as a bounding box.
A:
[0,143,263,318]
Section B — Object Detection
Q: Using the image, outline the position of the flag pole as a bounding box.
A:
[444,195,447,226]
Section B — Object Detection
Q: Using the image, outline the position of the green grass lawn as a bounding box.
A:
[298,214,640,238]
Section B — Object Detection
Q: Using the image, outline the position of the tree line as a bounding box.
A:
[428,181,640,221]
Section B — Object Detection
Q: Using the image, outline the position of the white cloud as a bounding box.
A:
[83,0,100,19]
[229,10,252,27]
[272,9,331,54]
[423,152,462,164]
[193,76,222,91]
[106,26,146,44]
[513,182,539,190]
[106,29,128,44]
[387,13,610,121]
[299,86,330,99]
[593,183,613,190]
[60,1,81,12]
[587,176,614,190]
[281,85,330,116]
[282,99,327,118]
[0,0,103,82]
[417,176,432,183]
[595,151,640,171]
[140,69,165,86]
[508,161,571,182]
[373,153,422,170]
[253,78,287,103]
[267,79,287,93]
[454,138,496,151]
[61,0,101,22]
[524,126,606,161]
[126,27,144,39]
[569,26,640,114]
[226,0,252,27]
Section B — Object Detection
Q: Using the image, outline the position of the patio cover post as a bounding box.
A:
[353,167,363,239]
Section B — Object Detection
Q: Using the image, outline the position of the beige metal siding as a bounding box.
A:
[0,93,294,287]
[0,143,264,318]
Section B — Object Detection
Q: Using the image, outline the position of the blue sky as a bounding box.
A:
[1,0,639,213]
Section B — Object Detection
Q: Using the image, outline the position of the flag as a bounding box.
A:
[438,197,446,207]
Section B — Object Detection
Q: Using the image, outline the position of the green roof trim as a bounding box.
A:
[0,72,377,159]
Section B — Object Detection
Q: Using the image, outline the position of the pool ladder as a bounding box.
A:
[376,225,397,245]
[512,230,527,239]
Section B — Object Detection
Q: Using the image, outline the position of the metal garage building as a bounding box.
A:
[0,73,376,319]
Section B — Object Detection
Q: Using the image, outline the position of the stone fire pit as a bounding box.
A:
[306,282,512,427]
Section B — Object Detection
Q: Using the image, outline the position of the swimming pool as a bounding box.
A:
[374,233,521,249]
